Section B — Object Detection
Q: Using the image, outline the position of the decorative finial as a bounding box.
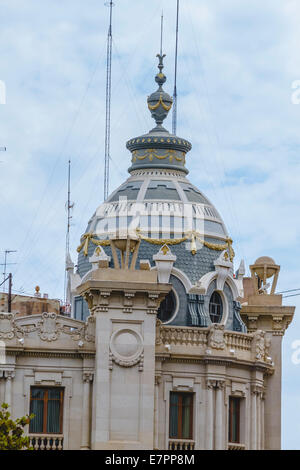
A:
[147,53,173,129]
[155,53,167,88]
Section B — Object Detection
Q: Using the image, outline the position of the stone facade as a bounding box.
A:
[0,252,294,450]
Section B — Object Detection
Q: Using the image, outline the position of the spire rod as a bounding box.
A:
[172,0,180,135]
[104,0,114,201]
[64,159,74,310]
[160,11,164,57]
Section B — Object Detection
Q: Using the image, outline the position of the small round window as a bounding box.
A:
[209,291,223,323]
[158,290,177,323]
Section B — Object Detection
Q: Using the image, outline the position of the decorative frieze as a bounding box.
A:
[0,312,96,346]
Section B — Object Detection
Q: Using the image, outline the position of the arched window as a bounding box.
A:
[158,290,177,323]
[209,291,223,323]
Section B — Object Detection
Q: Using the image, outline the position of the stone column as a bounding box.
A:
[215,380,225,450]
[81,372,93,450]
[251,387,257,450]
[261,391,265,450]
[257,391,261,450]
[4,371,14,407]
[154,375,161,450]
[205,380,215,450]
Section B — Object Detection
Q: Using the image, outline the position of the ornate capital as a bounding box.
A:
[251,384,264,397]
[4,370,15,380]
[206,379,217,390]
[155,374,162,386]
[216,380,225,390]
[83,372,94,383]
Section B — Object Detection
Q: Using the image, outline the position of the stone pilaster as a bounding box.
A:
[205,379,215,450]
[215,380,225,449]
[81,372,93,450]
[4,370,15,407]
[77,266,170,450]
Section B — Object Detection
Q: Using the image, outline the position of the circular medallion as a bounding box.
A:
[110,328,143,367]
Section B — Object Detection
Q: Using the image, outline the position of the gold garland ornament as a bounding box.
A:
[77,233,110,257]
[77,230,235,261]
[132,149,185,163]
[148,93,172,112]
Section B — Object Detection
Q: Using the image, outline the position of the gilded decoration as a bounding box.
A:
[77,229,235,260]
[132,148,185,164]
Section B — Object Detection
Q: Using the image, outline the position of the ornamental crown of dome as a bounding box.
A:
[126,53,192,175]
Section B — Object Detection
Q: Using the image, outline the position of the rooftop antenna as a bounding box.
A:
[104,0,114,201]
[1,250,17,293]
[0,146,6,163]
[172,0,180,135]
[64,160,74,308]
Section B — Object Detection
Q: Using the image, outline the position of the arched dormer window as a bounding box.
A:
[209,291,223,323]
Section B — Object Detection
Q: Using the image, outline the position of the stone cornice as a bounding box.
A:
[5,348,95,359]
[241,304,295,335]
[155,353,274,375]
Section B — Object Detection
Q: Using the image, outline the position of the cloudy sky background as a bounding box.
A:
[0,0,299,448]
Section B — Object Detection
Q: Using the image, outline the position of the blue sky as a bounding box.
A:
[0,0,299,449]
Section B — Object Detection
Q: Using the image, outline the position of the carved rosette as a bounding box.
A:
[109,328,144,371]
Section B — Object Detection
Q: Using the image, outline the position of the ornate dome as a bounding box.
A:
[75,54,245,333]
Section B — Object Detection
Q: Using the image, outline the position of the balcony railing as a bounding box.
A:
[28,434,64,450]
[169,439,195,450]
[228,442,246,450]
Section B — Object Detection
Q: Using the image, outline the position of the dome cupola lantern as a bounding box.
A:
[126,53,192,174]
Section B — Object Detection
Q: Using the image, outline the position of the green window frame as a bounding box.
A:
[228,396,240,443]
[29,387,64,434]
[169,392,193,440]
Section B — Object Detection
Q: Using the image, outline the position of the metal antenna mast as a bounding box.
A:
[172,0,180,135]
[104,0,114,201]
[1,250,17,293]
[64,160,74,307]
[0,146,6,163]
